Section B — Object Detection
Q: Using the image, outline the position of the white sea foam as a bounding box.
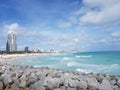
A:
[76,68,91,73]
[75,55,92,58]
[62,57,72,60]
[67,62,119,71]
[34,65,42,67]
[67,62,79,66]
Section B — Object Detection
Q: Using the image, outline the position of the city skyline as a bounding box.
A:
[0,0,120,51]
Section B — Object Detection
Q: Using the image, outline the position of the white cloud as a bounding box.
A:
[63,0,120,26]
[80,1,120,25]
[4,23,19,31]
[111,31,120,38]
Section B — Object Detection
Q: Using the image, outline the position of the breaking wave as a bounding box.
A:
[75,55,92,58]
[62,57,72,60]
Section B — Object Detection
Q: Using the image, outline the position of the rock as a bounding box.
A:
[79,80,88,90]
[44,78,60,89]
[54,88,62,90]
[11,77,18,82]
[11,72,16,77]
[110,79,117,85]
[0,74,13,85]
[0,63,120,90]
[23,87,30,90]
[26,76,37,86]
[96,75,104,84]
[68,79,80,88]
[11,79,20,90]
[113,85,120,90]
[60,86,66,90]
[34,81,46,90]
[117,79,120,87]
[5,85,16,90]
[19,78,28,88]
[0,81,3,90]
[98,78,113,90]
[29,84,36,90]
[36,86,45,90]
[66,87,76,90]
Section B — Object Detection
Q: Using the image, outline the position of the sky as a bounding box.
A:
[0,0,120,51]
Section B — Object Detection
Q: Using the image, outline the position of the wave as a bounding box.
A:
[67,62,79,66]
[62,57,72,60]
[67,62,119,69]
[75,55,92,58]
[76,68,91,73]
[34,65,42,67]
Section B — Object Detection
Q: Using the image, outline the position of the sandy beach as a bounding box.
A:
[0,53,48,61]
[0,52,62,61]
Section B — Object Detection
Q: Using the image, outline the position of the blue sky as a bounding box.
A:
[0,0,120,51]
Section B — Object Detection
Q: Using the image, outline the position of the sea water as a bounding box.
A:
[8,51,120,76]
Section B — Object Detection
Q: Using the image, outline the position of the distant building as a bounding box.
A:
[25,46,29,52]
[6,31,17,52]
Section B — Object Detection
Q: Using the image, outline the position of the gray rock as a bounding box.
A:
[68,79,80,88]
[0,74,13,85]
[117,79,120,87]
[36,86,45,90]
[96,75,104,84]
[98,78,113,90]
[11,79,20,87]
[44,78,60,89]
[19,77,28,88]
[60,86,67,90]
[114,85,120,90]
[79,80,88,90]
[29,84,36,90]
[110,79,117,86]
[34,80,46,90]
[26,76,37,86]
[66,87,76,90]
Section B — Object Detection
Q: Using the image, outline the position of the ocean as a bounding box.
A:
[8,51,120,76]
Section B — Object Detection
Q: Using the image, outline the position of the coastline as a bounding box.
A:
[0,63,120,90]
[0,53,60,61]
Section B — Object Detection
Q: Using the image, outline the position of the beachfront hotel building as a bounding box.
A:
[6,31,17,52]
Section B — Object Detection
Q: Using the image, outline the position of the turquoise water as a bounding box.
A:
[8,51,120,76]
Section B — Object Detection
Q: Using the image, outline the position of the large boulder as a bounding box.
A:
[26,76,37,86]
[98,78,113,90]
[0,74,13,85]
[44,78,60,89]
[113,85,120,90]
[117,79,120,87]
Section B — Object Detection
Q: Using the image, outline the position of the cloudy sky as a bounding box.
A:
[0,0,120,51]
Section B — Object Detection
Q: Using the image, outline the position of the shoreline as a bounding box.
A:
[0,53,61,61]
[0,63,120,90]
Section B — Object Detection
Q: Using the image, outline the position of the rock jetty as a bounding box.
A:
[0,63,120,90]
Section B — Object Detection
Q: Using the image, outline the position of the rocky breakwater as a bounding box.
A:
[0,63,120,90]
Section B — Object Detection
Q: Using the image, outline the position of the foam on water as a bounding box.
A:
[62,57,72,60]
[75,55,92,58]
[67,62,119,68]
[76,68,91,73]
[67,62,79,66]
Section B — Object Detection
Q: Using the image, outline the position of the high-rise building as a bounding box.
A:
[6,31,17,52]
[25,46,29,52]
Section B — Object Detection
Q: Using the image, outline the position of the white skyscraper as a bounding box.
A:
[6,31,17,52]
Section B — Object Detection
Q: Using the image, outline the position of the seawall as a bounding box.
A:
[0,63,120,90]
